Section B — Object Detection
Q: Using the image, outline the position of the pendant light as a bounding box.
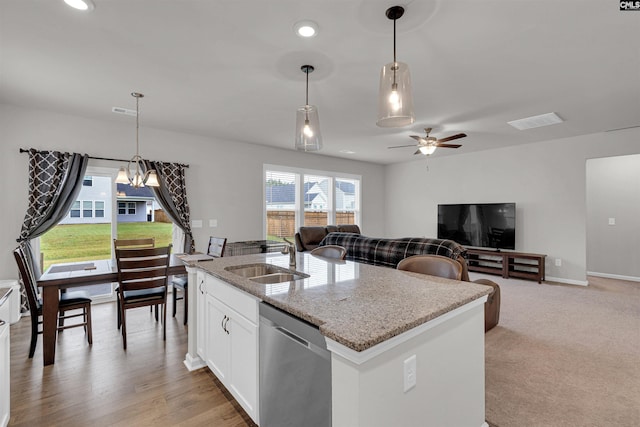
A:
[376,5,415,128]
[115,92,160,188]
[295,65,322,152]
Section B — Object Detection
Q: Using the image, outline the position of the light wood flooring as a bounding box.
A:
[8,300,256,427]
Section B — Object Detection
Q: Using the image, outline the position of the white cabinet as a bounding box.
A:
[195,271,206,360]
[0,317,9,427]
[202,274,259,423]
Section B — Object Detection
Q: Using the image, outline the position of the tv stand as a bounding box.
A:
[465,248,546,283]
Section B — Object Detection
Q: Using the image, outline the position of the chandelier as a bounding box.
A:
[115,92,159,188]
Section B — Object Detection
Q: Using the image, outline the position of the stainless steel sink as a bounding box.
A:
[225,263,309,284]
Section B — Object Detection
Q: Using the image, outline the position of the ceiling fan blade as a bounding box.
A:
[436,133,467,143]
[414,150,421,155]
[409,135,424,142]
[388,144,419,149]
[435,143,462,149]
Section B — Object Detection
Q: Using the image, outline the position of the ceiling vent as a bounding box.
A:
[112,106,137,117]
[508,112,563,130]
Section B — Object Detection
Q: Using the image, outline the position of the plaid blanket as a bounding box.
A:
[319,232,467,268]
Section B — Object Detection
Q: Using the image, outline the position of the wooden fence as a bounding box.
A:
[267,210,355,237]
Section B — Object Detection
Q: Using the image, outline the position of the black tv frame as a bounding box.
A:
[437,202,516,251]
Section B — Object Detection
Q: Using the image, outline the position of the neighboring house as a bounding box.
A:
[266,180,355,211]
[59,178,160,225]
[116,183,159,223]
[59,175,112,224]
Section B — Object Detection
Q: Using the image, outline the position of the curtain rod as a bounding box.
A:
[19,148,189,168]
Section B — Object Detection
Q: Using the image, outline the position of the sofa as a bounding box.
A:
[295,224,361,252]
[318,232,500,332]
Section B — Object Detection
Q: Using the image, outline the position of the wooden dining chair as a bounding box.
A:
[172,237,227,325]
[13,245,93,358]
[113,237,155,249]
[310,245,347,260]
[115,245,172,350]
[113,238,157,325]
[396,254,463,280]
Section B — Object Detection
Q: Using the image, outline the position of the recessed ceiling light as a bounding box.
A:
[339,149,356,154]
[64,0,95,11]
[294,21,318,38]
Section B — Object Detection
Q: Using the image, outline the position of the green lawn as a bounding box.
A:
[41,222,173,270]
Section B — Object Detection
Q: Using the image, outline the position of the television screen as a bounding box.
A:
[437,203,516,250]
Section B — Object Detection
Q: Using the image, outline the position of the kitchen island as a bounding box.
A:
[184,251,492,427]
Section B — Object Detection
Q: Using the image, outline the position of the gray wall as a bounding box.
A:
[3,102,639,284]
[0,103,386,279]
[384,128,640,284]
[586,154,640,279]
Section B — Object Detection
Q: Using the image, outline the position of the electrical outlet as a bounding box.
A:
[403,355,417,392]
[191,220,203,228]
[209,219,218,227]
[555,258,562,267]
[608,218,616,225]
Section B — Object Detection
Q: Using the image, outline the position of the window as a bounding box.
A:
[118,202,136,215]
[83,201,93,218]
[95,201,105,218]
[264,165,361,241]
[70,201,80,218]
[83,176,93,186]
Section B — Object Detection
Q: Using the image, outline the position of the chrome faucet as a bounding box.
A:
[282,238,296,267]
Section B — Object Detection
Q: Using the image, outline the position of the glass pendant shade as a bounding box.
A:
[377,61,415,127]
[295,105,322,151]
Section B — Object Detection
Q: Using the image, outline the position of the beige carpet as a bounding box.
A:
[479,273,640,427]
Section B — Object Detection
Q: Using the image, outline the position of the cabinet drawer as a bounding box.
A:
[205,275,258,324]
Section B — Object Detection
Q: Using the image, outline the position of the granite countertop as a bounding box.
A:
[194,252,492,352]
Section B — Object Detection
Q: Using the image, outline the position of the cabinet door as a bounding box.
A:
[228,311,258,420]
[196,271,207,359]
[206,294,229,381]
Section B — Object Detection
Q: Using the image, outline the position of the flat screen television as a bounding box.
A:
[437,203,516,250]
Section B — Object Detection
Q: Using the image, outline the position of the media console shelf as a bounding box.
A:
[465,248,546,283]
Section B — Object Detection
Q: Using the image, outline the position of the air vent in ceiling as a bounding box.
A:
[508,112,563,130]
[112,106,137,117]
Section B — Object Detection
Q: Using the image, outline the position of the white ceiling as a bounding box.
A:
[1,0,638,165]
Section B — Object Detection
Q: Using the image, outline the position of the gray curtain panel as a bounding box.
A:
[16,149,89,311]
[145,160,194,253]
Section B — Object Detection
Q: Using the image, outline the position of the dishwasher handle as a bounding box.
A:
[275,326,309,348]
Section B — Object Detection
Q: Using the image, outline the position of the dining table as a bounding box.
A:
[36,255,188,366]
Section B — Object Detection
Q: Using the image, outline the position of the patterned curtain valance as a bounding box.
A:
[145,160,194,253]
[18,149,89,244]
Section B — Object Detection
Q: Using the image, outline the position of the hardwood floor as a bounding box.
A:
[9,299,256,427]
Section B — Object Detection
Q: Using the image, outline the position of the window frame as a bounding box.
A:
[264,164,361,238]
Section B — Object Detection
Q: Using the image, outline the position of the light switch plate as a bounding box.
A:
[209,219,217,227]
[608,218,616,225]
[192,220,203,228]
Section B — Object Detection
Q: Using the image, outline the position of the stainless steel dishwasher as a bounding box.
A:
[259,302,331,427]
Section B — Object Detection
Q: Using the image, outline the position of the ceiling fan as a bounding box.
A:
[388,128,467,156]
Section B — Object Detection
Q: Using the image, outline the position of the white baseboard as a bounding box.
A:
[587,271,640,282]
[183,353,206,371]
[545,276,589,286]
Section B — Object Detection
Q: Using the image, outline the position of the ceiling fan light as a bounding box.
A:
[377,62,414,127]
[295,105,322,151]
[419,145,437,155]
